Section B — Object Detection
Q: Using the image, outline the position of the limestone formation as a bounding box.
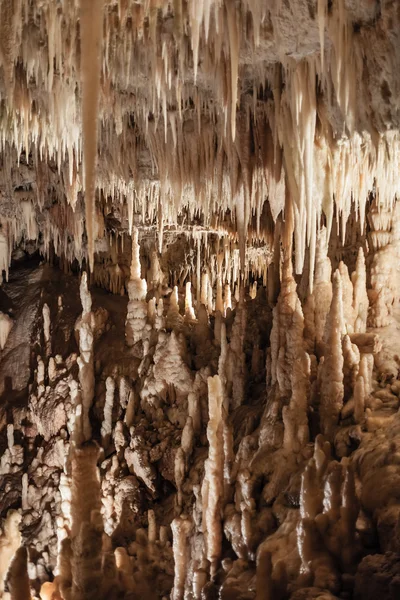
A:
[0,2,400,599]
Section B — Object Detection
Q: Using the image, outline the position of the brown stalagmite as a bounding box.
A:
[282,346,311,452]
[71,511,103,600]
[342,334,360,400]
[69,444,103,600]
[125,229,148,347]
[171,515,192,600]
[319,270,345,441]
[256,548,273,600]
[270,250,304,399]
[352,247,369,334]
[367,200,400,327]
[339,261,355,333]
[80,0,104,270]
[0,511,22,597]
[226,289,247,410]
[7,546,32,600]
[70,442,101,539]
[100,376,115,446]
[75,272,95,441]
[303,227,333,355]
[353,375,365,424]
[0,311,13,350]
[201,375,224,578]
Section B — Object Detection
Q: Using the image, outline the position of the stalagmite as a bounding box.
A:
[70,442,101,538]
[224,283,232,315]
[0,511,22,597]
[0,311,13,350]
[359,353,374,396]
[7,546,32,600]
[339,262,355,333]
[185,281,196,321]
[43,303,51,350]
[0,231,9,281]
[75,273,95,441]
[226,295,247,409]
[367,201,400,327]
[201,375,224,577]
[100,376,114,445]
[270,248,305,398]
[283,349,311,452]
[256,549,273,600]
[352,248,369,334]
[125,229,148,347]
[171,516,192,600]
[353,375,365,424]
[71,511,103,600]
[319,270,345,441]
[200,272,209,309]
[22,473,28,511]
[68,444,103,600]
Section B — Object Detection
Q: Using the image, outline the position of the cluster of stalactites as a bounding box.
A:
[91,227,268,318]
[0,1,398,285]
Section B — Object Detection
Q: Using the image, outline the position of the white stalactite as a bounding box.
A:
[80,0,104,270]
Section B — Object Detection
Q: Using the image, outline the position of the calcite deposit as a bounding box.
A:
[1,1,400,599]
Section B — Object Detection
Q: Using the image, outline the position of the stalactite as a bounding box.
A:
[80,0,104,270]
